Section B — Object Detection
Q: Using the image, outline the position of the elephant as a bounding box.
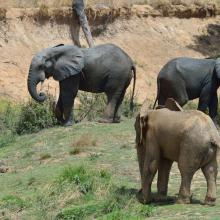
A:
[27,43,136,126]
[135,98,219,205]
[153,57,220,122]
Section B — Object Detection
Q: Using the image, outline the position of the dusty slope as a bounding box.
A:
[0,6,220,103]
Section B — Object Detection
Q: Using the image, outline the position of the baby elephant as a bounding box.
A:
[135,99,219,205]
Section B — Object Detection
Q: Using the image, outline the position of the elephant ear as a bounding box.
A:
[53,49,84,81]
[215,58,220,80]
[135,113,148,145]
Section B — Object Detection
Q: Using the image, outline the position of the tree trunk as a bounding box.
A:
[72,0,94,48]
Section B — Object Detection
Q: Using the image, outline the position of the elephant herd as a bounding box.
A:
[27,0,220,206]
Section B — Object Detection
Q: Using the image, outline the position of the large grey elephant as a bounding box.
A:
[27,43,136,126]
[153,57,220,122]
[136,98,219,205]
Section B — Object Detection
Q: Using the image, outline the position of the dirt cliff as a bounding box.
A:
[0,4,220,103]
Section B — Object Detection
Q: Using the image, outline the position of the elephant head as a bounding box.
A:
[27,45,84,102]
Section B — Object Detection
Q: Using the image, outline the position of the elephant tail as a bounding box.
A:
[152,78,159,109]
[130,65,136,111]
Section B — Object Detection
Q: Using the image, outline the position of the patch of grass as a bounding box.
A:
[58,165,88,184]
[27,177,36,186]
[99,170,111,180]
[69,148,81,155]
[39,153,51,160]
[89,153,100,161]
[1,195,27,211]
[56,184,154,220]
[120,144,130,149]
[22,150,35,159]
[72,134,97,148]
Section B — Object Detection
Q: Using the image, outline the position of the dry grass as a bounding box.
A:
[69,134,98,155]
[72,134,97,148]
[1,0,220,8]
[0,8,6,21]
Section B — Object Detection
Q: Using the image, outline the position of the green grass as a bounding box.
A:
[0,119,219,219]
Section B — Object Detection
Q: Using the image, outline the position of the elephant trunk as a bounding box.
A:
[27,66,46,103]
[72,0,94,48]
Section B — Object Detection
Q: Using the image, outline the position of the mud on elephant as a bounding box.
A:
[27,44,136,126]
[135,98,219,205]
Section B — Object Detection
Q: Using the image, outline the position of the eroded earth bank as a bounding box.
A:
[0,4,220,103]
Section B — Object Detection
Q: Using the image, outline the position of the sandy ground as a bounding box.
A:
[0,7,220,103]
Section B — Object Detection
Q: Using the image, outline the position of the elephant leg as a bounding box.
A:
[157,158,173,199]
[177,151,198,204]
[113,89,127,123]
[159,81,188,107]
[137,131,159,204]
[59,75,80,127]
[136,142,146,181]
[198,84,211,113]
[208,92,218,122]
[100,90,122,123]
[177,169,195,204]
[55,95,64,124]
[158,95,166,106]
[202,158,217,206]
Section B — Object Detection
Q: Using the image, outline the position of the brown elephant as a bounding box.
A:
[135,98,219,205]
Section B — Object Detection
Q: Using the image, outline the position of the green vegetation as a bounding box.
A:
[0,96,220,219]
[16,95,57,135]
[0,115,219,219]
[0,108,220,220]
[76,91,140,122]
[0,92,138,149]
[0,119,156,219]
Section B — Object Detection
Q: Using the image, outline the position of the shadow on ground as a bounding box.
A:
[188,24,220,58]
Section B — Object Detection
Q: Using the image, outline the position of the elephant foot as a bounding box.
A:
[98,116,121,124]
[56,119,64,125]
[153,193,168,202]
[113,116,121,123]
[136,189,151,204]
[203,196,216,206]
[176,196,191,204]
[63,120,74,127]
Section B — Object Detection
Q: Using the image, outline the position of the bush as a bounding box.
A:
[75,91,140,122]
[75,92,107,122]
[16,95,57,135]
[0,101,18,147]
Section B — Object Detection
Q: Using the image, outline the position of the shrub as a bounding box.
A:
[75,91,140,122]
[0,101,18,147]
[75,92,107,122]
[120,92,140,118]
[16,95,57,135]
